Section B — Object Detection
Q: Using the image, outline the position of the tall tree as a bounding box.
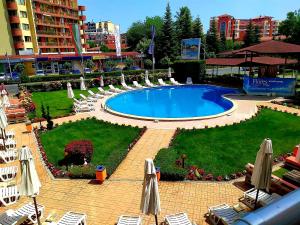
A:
[279,9,300,44]
[254,26,261,43]
[206,20,220,54]
[220,31,227,52]
[158,3,178,60]
[244,21,256,46]
[175,6,193,41]
[192,16,205,41]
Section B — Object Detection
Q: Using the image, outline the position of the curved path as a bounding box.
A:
[1,116,244,225]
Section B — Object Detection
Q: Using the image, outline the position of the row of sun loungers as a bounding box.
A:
[0,166,18,182]
[0,202,87,225]
[0,150,18,164]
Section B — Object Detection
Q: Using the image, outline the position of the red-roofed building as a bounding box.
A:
[210,14,280,42]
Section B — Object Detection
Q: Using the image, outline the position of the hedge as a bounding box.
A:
[172,60,206,83]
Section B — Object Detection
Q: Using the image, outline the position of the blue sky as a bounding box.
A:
[78,0,299,33]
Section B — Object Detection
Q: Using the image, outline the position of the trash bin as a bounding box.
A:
[96,165,107,183]
[156,167,160,182]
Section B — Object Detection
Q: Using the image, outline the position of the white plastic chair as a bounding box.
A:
[165,212,195,225]
[87,90,103,99]
[57,212,87,225]
[0,166,18,182]
[0,185,20,206]
[158,78,169,86]
[121,82,135,90]
[132,81,145,89]
[0,139,16,151]
[170,78,182,85]
[109,85,124,93]
[98,87,114,95]
[0,150,18,163]
[117,215,141,225]
[80,94,97,103]
[208,204,243,225]
[186,77,193,84]
[145,79,157,87]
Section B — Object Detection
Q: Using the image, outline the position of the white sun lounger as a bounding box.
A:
[170,78,182,85]
[208,204,243,225]
[186,77,193,84]
[87,90,104,99]
[0,130,15,140]
[0,202,45,225]
[165,212,195,225]
[240,188,281,209]
[98,87,114,95]
[73,98,93,107]
[74,104,94,113]
[109,85,124,93]
[158,78,169,86]
[0,185,19,206]
[0,139,16,151]
[132,81,145,89]
[0,150,18,163]
[145,79,157,87]
[57,212,87,225]
[117,215,141,225]
[0,166,18,182]
[79,94,97,103]
[121,82,135,90]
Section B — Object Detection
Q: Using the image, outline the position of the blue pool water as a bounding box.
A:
[105,85,238,119]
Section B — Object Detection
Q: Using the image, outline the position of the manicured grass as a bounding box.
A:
[273,167,289,178]
[31,87,99,118]
[40,119,141,174]
[155,109,300,177]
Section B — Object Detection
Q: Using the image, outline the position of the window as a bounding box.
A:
[18,0,25,5]
[22,23,29,30]
[20,11,27,18]
[220,22,226,34]
[24,36,31,42]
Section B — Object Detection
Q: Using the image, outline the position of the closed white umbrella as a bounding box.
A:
[168,67,172,78]
[0,102,8,150]
[100,75,104,87]
[145,70,149,81]
[2,89,10,108]
[140,159,160,225]
[19,146,42,225]
[251,138,273,208]
[80,77,86,90]
[121,73,125,84]
[67,82,74,99]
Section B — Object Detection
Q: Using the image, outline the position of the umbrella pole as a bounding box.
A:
[1,128,6,151]
[254,189,259,209]
[33,196,42,225]
[155,214,158,225]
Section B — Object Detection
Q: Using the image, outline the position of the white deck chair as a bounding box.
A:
[109,85,124,93]
[117,215,141,225]
[145,79,157,87]
[2,202,45,225]
[57,212,87,225]
[186,77,193,84]
[132,81,145,89]
[98,87,114,95]
[73,98,93,107]
[0,186,19,206]
[74,104,94,113]
[170,78,182,85]
[121,82,135,90]
[0,139,16,151]
[165,212,195,225]
[240,188,281,209]
[79,94,97,103]
[158,78,169,86]
[0,150,18,163]
[208,204,243,225]
[87,90,104,99]
[0,130,15,140]
[0,166,18,182]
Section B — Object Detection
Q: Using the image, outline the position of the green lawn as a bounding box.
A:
[155,109,300,177]
[40,119,141,174]
[273,167,289,178]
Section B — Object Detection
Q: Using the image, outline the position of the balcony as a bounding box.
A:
[11,28,22,36]
[81,24,88,30]
[9,15,20,23]
[34,8,79,20]
[6,1,17,10]
[14,41,24,49]
[78,5,85,11]
[36,30,72,38]
[33,0,78,11]
[79,15,86,21]
[35,19,69,28]
[38,41,74,48]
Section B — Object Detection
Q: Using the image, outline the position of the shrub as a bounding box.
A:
[64,140,94,165]
[173,60,206,83]
[68,165,95,179]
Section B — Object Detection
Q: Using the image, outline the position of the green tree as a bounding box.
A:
[41,103,46,119]
[206,20,220,54]
[279,10,300,44]
[144,59,153,69]
[136,38,151,54]
[104,60,116,70]
[85,59,95,69]
[176,6,193,41]
[87,40,96,48]
[124,58,134,68]
[100,44,110,52]
[159,56,172,68]
[158,3,178,60]
[13,63,25,73]
[46,106,53,130]
[244,21,256,46]
[126,21,145,49]
[192,16,205,41]
[63,62,72,72]
[254,26,261,43]
[220,31,227,52]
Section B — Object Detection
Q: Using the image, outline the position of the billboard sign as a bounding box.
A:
[181,38,201,60]
[243,76,296,96]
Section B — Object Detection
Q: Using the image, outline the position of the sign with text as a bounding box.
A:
[243,76,296,96]
[181,38,201,60]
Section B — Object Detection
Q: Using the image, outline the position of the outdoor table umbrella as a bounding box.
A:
[168,67,172,78]
[121,73,125,84]
[145,70,149,81]
[100,75,104,87]
[80,77,86,91]
[251,138,273,208]
[2,89,10,108]
[19,146,42,225]
[0,101,8,150]
[67,82,74,99]
[140,159,161,225]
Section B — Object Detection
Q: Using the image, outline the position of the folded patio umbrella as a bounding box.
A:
[100,75,104,87]
[145,70,149,81]
[19,146,42,225]
[80,77,86,91]
[67,82,74,99]
[140,159,161,225]
[168,67,172,78]
[251,138,273,208]
[0,101,8,150]
[121,73,125,84]
[1,89,10,108]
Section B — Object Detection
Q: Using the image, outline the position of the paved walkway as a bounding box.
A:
[258,102,300,116]
[0,121,244,225]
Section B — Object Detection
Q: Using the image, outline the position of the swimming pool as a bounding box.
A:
[105,85,238,120]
